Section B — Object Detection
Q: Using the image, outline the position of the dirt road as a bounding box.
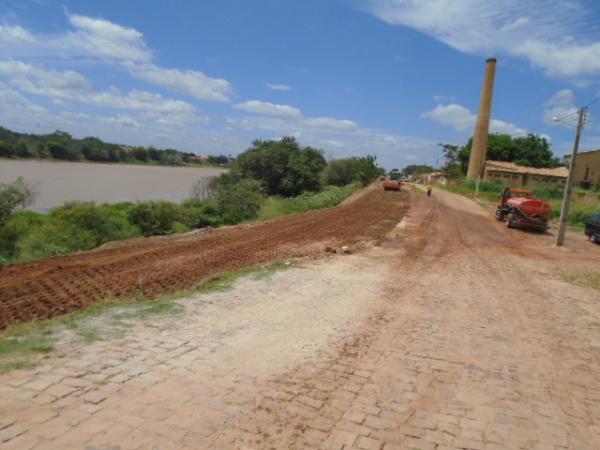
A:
[1,187,600,449]
[0,188,408,329]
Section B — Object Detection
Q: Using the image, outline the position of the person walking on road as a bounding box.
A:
[427,184,432,197]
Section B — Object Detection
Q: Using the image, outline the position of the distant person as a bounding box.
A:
[427,184,432,197]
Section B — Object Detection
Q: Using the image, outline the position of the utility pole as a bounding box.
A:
[555,106,587,246]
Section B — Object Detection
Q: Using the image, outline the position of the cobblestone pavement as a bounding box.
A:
[2,189,600,449]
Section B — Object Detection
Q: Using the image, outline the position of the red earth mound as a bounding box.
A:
[0,190,409,329]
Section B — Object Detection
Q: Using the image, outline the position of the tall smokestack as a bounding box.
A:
[466,58,497,180]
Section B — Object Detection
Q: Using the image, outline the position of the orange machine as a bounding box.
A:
[495,187,551,231]
[383,180,402,191]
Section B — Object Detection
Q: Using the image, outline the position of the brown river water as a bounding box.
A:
[0,160,226,212]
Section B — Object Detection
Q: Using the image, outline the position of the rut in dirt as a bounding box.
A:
[0,189,409,329]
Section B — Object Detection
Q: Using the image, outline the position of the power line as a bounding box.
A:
[584,95,600,109]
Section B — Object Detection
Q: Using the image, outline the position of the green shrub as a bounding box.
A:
[16,220,97,261]
[0,177,35,227]
[355,155,385,186]
[171,222,190,234]
[51,201,140,245]
[217,179,263,224]
[533,186,564,199]
[257,183,360,220]
[286,183,359,212]
[322,158,360,186]
[180,199,223,228]
[127,201,182,236]
[0,210,44,259]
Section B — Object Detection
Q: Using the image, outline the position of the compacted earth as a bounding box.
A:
[1,186,600,449]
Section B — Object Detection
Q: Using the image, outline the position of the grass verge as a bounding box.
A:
[256,183,361,221]
[562,272,600,291]
[0,259,298,374]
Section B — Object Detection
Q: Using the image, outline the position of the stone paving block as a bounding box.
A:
[34,416,73,440]
[44,383,79,399]
[356,435,384,450]
[0,422,28,442]
[344,409,366,424]
[330,428,358,447]
[337,420,373,437]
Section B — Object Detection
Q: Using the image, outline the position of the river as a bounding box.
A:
[0,160,227,212]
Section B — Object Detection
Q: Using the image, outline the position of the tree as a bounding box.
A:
[440,133,560,177]
[132,147,149,162]
[81,137,110,162]
[232,137,327,196]
[355,155,384,186]
[216,178,263,224]
[0,177,35,227]
[322,158,360,186]
[401,164,435,176]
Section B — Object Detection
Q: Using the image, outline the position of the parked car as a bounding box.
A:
[585,213,600,243]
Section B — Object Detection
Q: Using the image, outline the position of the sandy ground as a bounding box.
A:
[1,187,600,449]
[0,159,225,211]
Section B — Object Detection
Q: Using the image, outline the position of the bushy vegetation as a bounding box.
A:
[231,137,327,196]
[0,201,143,263]
[322,156,384,187]
[0,177,35,227]
[257,183,360,220]
[215,178,263,224]
[0,126,233,167]
[401,165,434,176]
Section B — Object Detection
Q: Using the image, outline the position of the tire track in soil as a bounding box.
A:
[0,189,409,329]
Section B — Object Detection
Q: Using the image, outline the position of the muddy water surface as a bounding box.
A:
[0,159,226,211]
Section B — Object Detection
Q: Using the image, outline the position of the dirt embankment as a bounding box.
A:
[0,189,410,329]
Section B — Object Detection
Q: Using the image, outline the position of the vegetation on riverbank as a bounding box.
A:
[0,137,382,265]
[437,179,599,229]
[0,126,232,167]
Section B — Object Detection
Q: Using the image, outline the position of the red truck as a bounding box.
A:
[495,187,551,232]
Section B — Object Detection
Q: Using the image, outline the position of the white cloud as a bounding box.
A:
[62,13,152,62]
[543,89,579,127]
[302,117,358,131]
[265,83,292,91]
[0,60,198,116]
[0,14,234,103]
[124,62,232,102]
[422,103,527,136]
[0,24,36,44]
[364,0,600,78]
[234,100,302,118]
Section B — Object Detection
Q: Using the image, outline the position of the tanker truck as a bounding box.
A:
[495,187,551,232]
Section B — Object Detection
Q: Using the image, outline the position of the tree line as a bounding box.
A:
[438,133,561,177]
[0,127,233,166]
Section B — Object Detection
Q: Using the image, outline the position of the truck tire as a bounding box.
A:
[495,210,504,221]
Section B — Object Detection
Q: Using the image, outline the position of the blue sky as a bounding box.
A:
[1,0,600,169]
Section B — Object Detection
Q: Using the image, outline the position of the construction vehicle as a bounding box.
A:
[383,180,402,191]
[495,187,551,231]
[389,169,401,181]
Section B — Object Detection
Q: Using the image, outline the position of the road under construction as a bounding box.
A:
[1,185,600,449]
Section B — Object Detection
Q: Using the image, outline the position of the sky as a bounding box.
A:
[1,0,600,170]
